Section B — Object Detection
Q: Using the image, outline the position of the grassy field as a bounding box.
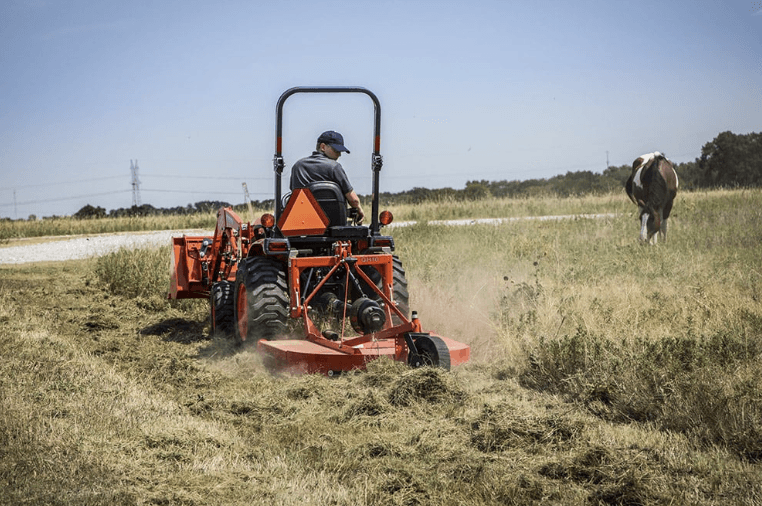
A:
[2,192,628,242]
[1,189,761,505]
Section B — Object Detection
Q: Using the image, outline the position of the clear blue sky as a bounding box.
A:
[1,0,760,219]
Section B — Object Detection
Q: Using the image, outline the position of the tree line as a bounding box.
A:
[380,130,762,204]
[69,130,761,219]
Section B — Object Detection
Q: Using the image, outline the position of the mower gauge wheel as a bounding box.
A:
[408,335,451,371]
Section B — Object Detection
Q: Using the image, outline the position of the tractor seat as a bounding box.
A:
[306,181,347,228]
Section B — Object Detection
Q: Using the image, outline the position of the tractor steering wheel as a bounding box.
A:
[348,207,361,225]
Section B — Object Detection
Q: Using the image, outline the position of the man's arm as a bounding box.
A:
[345,190,365,224]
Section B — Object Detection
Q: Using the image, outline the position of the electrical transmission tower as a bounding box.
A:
[131,160,142,206]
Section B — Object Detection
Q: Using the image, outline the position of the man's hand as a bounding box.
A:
[345,190,365,224]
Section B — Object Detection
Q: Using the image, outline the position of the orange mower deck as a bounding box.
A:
[257,334,470,375]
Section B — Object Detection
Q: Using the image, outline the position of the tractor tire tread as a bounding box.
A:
[392,255,410,319]
[234,257,289,342]
[210,280,235,337]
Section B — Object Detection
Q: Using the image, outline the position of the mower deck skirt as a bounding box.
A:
[257,334,469,375]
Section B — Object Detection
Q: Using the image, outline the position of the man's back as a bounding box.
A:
[290,151,353,195]
[289,130,365,224]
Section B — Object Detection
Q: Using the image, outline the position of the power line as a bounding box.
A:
[0,173,269,193]
[141,189,271,196]
[0,190,131,208]
[0,175,126,191]
[143,174,271,180]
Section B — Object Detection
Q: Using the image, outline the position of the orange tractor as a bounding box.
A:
[168,87,469,375]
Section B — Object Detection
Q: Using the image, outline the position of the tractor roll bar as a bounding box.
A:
[273,86,382,235]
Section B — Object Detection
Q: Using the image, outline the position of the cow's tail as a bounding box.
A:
[648,159,669,210]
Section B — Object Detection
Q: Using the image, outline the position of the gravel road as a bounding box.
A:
[0,229,210,265]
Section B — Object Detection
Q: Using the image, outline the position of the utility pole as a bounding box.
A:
[242,182,254,222]
[131,160,142,207]
[13,190,17,220]
[606,151,609,169]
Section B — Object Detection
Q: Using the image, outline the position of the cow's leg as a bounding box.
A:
[661,198,674,243]
[651,210,663,244]
[640,212,650,242]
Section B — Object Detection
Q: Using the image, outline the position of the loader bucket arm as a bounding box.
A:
[273,86,383,235]
[168,207,247,300]
[209,207,246,282]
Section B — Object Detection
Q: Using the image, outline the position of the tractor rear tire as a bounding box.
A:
[210,280,234,337]
[233,257,289,344]
[409,335,451,370]
[391,255,410,322]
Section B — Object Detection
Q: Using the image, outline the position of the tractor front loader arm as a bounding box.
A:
[209,207,249,284]
[168,207,251,300]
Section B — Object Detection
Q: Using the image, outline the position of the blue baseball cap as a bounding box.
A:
[318,130,350,154]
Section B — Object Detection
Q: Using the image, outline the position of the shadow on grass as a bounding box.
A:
[139,315,271,366]
[140,318,208,344]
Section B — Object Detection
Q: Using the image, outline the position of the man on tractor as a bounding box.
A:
[289,130,365,224]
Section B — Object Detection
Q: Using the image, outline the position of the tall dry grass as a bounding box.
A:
[391,188,762,460]
[386,192,628,222]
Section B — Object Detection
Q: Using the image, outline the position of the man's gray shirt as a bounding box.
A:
[289,151,353,195]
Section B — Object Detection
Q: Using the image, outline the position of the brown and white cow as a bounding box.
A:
[625,152,679,244]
